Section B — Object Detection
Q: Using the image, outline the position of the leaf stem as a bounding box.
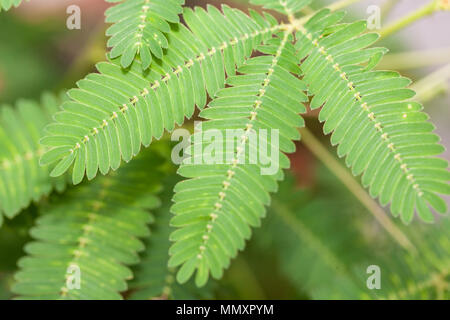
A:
[326,0,363,12]
[410,63,450,102]
[299,127,416,252]
[379,0,448,40]
[377,47,450,70]
[299,6,315,15]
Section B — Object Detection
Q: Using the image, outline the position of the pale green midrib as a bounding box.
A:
[155,268,176,300]
[279,0,295,18]
[57,175,117,299]
[63,23,282,159]
[295,23,426,199]
[194,30,292,262]
[0,148,48,216]
[108,0,153,53]
[129,0,152,48]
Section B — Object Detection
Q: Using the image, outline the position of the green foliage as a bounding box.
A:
[12,148,167,299]
[129,176,214,299]
[0,0,26,11]
[256,171,450,299]
[294,9,449,223]
[41,5,276,185]
[0,93,68,224]
[41,3,448,225]
[170,32,307,286]
[105,0,185,70]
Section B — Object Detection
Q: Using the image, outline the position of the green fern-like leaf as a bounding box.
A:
[294,9,449,223]
[12,148,166,299]
[105,0,184,70]
[40,6,278,184]
[128,176,214,299]
[169,31,307,286]
[167,8,449,287]
[0,0,26,11]
[0,93,68,223]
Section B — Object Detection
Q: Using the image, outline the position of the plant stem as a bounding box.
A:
[300,6,315,15]
[377,47,450,70]
[379,0,445,40]
[326,0,363,12]
[299,127,416,252]
[410,63,450,102]
[272,199,349,274]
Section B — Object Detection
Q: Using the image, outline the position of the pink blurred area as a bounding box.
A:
[343,0,450,48]
[17,0,109,20]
